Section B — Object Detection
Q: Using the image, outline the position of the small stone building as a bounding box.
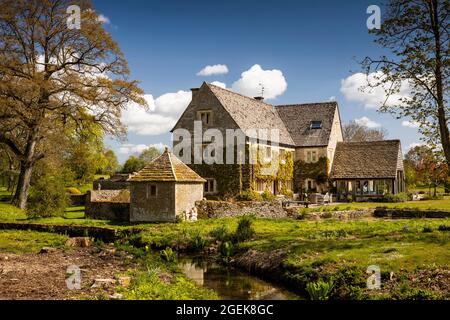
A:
[128,148,206,222]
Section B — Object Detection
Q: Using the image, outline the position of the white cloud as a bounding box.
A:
[122,91,191,136]
[197,64,229,76]
[340,71,411,109]
[210,81,227,88]
[154,90,192,117]
[402,120,420,128]
[231,64,287,100]
[354,116,381,128]
[118,143,168,155]
[407,142,425,151]
[118,144,148,155]
[97,14,110,24]
[328,96,336,101]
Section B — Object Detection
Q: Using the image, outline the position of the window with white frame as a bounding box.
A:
[204,179,216,194]
[198,110,212,125]
[306,150,318,163]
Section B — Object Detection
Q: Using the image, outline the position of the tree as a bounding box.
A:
[121,156,145,174]
[103,149,119,175]
[343,121,388,142]
[138,146,161,164]
[362,0,449,169]
[0,0,146,209]
[121,147,161,174]
[65,128,107,184]
[405,145,448,195]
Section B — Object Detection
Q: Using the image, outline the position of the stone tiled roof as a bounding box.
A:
[206,83,295,146]
[330,140,402,179]
[276,102,338,147]
[128,149,206,183]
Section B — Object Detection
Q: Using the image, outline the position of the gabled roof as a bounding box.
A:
[206,83,295,146]
[330,140,403,179]
[128,148,206,183]
[276,102,339,147]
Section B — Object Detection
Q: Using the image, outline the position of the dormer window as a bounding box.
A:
[310,120,322,129]
[198,110,212,125]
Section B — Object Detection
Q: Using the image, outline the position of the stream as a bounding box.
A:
[178,256,300,300]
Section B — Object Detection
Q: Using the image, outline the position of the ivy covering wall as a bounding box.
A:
[250,145,294,196]
[294,156,329,193]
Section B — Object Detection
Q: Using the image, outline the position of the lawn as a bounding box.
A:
[304,197,450,212]
[0,229,68,254]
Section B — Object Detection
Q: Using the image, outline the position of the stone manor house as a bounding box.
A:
[171,82,405,201]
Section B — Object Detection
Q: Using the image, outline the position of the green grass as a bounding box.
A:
[0,229,68,254]
[303,198,450,213]
[116,248,218,300]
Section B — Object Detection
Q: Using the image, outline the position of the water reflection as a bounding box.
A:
[178,256,298,300]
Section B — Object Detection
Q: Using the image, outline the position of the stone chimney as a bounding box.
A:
[191,88,199,101]
[254,96,264,101]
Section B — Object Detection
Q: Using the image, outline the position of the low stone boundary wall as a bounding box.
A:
[302,209,374,220]
[196,200,287,219]
[85,190,130,221]
[373,208,450,219]
[69,194,86,206]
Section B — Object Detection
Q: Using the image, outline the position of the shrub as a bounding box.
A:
[219,241,234,263]
[297,208,309,220]
[234,215,255,242]
[160,247,177,263]
[189,231,207,251]
[306,279,334,300]
[382,192,410,203]
[261,190,276,201]
[236,190,262,201]
[422,226,433,233]
[27,172,69,218]
[281,189,294,198]
[438,225,450,232]
[67,187,81,194]
[210,225,232,242]
[330,267,366,300]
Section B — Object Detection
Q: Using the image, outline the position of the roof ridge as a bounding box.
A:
[167,151,177,181]
[206,82,274,107]
[339,139,400,144]
[276,101,337,107]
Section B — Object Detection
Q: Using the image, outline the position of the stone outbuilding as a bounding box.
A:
[127,148,206,222]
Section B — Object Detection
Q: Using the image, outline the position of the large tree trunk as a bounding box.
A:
[12,127,40,210]
[430,0,450,172]
[13,161,33,209]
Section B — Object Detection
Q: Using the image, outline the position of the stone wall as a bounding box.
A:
[373,208,450,218]
[129,182,176,222]
[69,194,86,206]
[196,200,287,219]
[175,183,204,216]
[85,190,130,221]
[93,179,130,191]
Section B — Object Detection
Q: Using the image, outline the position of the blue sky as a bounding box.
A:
[92,0,422,163]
